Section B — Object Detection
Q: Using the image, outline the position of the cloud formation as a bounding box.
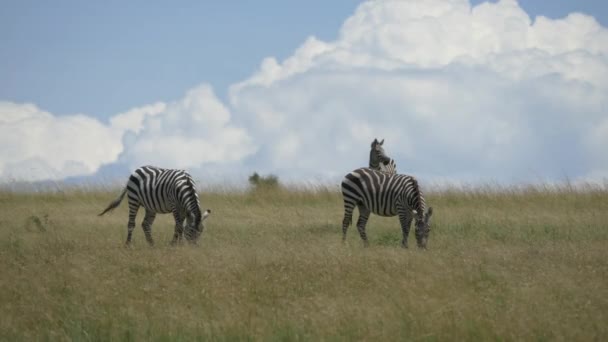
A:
[117,84,255,170]
[0,85,253,182]
[1,0,607,184]
[230,0,608,182]
[0,102,123,181]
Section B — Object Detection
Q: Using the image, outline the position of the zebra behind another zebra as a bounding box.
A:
[341,167,433,248]
[369,138,397,175]
[99,165,211,246]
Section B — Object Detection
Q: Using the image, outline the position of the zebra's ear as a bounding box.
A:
[372,138,378,147]
[379,139,384,145]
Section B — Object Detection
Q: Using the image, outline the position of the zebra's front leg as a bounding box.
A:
[170,210,186,246]
[356,205,371,247]
[397,208,413,249]
[125,205,139,246]
[141,210,157,246]
[342,201,356,243]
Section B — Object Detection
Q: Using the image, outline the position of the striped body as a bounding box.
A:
[341,168,432,248]
[99,166,210,245]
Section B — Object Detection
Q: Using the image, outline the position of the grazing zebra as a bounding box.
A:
[341,168,433,248]
[369,138,397,175]
[99,166,211,246]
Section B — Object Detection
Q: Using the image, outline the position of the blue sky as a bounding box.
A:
[1,0,608,185]
[1,1,358,118]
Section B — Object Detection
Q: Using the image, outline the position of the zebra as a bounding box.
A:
[99,165,211,246]
[341,167,433,248]
[369,138,397,175]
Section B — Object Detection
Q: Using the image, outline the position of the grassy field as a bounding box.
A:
[0,185,607,341]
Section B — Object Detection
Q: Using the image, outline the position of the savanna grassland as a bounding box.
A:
[0,185,607,341]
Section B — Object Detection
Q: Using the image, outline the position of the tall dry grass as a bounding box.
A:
[0,185,607,340]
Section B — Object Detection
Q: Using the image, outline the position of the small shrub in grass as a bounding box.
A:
[249,172,280,190]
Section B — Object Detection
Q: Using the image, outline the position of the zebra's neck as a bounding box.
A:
[369,161,380,169]
[405,177,425,219]
[369,149,378,169]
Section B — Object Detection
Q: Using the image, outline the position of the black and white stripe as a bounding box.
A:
[341,168,433,248]
[369,138,397,175]
[377,159,397,175]
[99,165,211,245]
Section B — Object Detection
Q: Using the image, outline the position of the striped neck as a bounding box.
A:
[408,178,426,220]
[369,150,378,169]
[369,160,380,169]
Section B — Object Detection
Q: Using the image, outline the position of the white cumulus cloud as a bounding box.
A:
[0,85,254,182]
[0,102,124,181]
[116,84,256,172]
[109,102,166,134]
[229,0,608,182]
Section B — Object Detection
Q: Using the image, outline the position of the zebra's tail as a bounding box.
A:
[98,186,128,216]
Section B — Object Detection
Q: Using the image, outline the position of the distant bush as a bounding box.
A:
[248,172,280,190]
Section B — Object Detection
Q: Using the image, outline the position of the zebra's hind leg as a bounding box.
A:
[170,210,186,246]
[126,204,140,246]
[141,210,157,246]
[342,200,356,242]
[397,207,413,249]
[356,205,371,247]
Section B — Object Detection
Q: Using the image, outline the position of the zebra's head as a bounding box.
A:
[369,138,391,168]
[186,209,211,243]
[414,207,433,249]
